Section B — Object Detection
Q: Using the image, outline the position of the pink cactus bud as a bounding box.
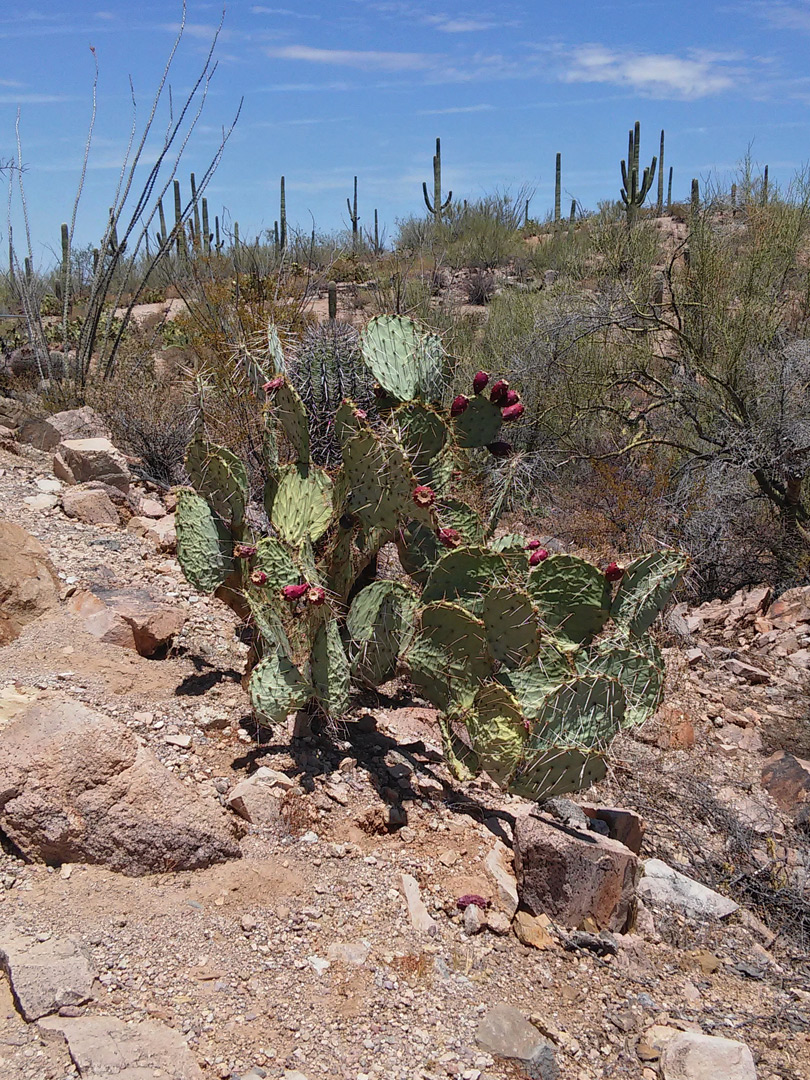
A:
[504,389,520,406]
[307,585,327,606]
[355,408,367,420]
[473,371,489,395]
[457,894,490,910]
[262,376,284,393]
[490,379,510,404]
[450,394,469,417]
[282,582,309,601]
[486,441,512,458]
[250,570,268,586]
[437,527,462,549]
[234,543,257,559]
[523,718,531,732]
[501,402,525,421]
[412,485,435,508]
[605,561,625,582]
[528,548,549,566]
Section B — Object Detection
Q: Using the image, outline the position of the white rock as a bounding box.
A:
[485,840,519,917]
[401,873,438,934]
[638,859,738,919]
[661,1030,757,1080]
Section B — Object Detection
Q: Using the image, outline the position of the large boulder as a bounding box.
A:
[0,520,60,645]
[18,407,110,452]
[761,751,810,814]
[66,587,185,657]
[637,859,738,919]
[0,397,27,430]
[0,698,241,875]
[513,811,639,933]
[53,438,131,492]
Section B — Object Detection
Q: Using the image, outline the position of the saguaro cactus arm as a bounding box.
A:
[422,137,452,223]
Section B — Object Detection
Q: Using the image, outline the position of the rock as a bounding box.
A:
[36,478,62,493]
[0,927,95,1020]
[18,407,110,452]
[464,903,485,935]
[0,423,18,451]
[66,587,185,657]
[766,585,810,630]
[401,873,437,934]
[0,398,27,429]
[637,859,738,919]
[53,437,131,492]
[513,910,555,949]
[513,811,639,932]
[0,520,60,645]
[788,648,810,670]
[485,909,511,935]
[326,941,370,966]
[61,486,120,526]
[761,751,810,813]
[580,805,645,854]
[723,658,770,684]
[0,697,240,875]
[23,492,59,511]
[139,498,166,519]
[226,769,288,827]
[127,513,177,552]
[164,733,192,749]
[660,1030,757,1080]
[475,1003,559,1079]
[485,840,519,917]
[38,1013,204,1078]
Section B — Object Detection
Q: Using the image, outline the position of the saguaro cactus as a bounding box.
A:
[667,166,673,214]
[657,130,665,214]
[620,121,657,225]
[173,179,184,256]
[423,137,452,224]
[554,152,561,225]
[190,172,201,250]
[347,175,359,248]
[279,176,287,252]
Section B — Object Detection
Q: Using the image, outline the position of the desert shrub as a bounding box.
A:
[465,271,495,305]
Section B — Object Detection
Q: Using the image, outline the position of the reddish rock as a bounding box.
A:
[761,751,810,813]
[18,407,110,452]
[0,698,240,875]
[513,811,640,933]
[66,587,185,657]
[766,585,810,630]
[127,514,176,553]
[53,438,131,492]
[61,487,120,526]
[580,806,646,855]
[0,520,60,645]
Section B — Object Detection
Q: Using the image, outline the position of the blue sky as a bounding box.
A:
[3,1,810,262]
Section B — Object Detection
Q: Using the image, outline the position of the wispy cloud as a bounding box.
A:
[266,44,435,71]
[417,103,495,115]
[0,93,76,104]
[560,44,738,99]
[754,2,810,31]
[424,16,500,33]
[251,5,320,16]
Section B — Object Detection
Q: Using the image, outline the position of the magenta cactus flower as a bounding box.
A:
[412,485,436,508]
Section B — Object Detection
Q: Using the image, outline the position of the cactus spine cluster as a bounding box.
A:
[423,138,452,224]
[175,315,685,804]
[620,121,657,225]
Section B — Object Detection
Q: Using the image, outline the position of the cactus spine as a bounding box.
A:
[620,121,657,225]
[423,137,452,224]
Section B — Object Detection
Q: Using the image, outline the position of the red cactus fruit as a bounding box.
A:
[473,370,489,395]
[528,549,549,566]
[250,570,268,586]
[262,376,284,393]
[490,379,510,404]
[412,485,435,508]
[504,389,520,407]
[307,585,327,606]
[234,543,258,559]
[282,582,309,601]
[450,394,470,417]
[605,561,625,582]
[437,527,462,548]
[457,894,490,910]
[501,402,525,421]
[525,539,541,550]
[486,441,512,458]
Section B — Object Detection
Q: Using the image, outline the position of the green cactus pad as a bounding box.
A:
[509,747,608,801]
[439,499,485,545]
[360,315,443,402]
[324,525,356,603]
[244,593,292,657]
[530,675,625,750]
[491,533,527,553]
[611,550,688,638]
[406,602,492,711]
[334,399,367,449]
[496,644,572,717]
[175,489,234,594]
[393,402,448,472]
[252,537,301,591]
[464,683,528,788]
[483,586,541,669]
[585,646,664,728]
[266,322,285,371]
[527,553,612,649]
[274,380,310,463]
[426,446,459,496]
[453,395,504,449]
[248,650,312,727]
[347,580,419,687]
[396,521,441,585]
[422,547,507,614]
[342,428,412,532]
[271,464,333,547]
[311,620,351,719]
[185,437,248,526]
